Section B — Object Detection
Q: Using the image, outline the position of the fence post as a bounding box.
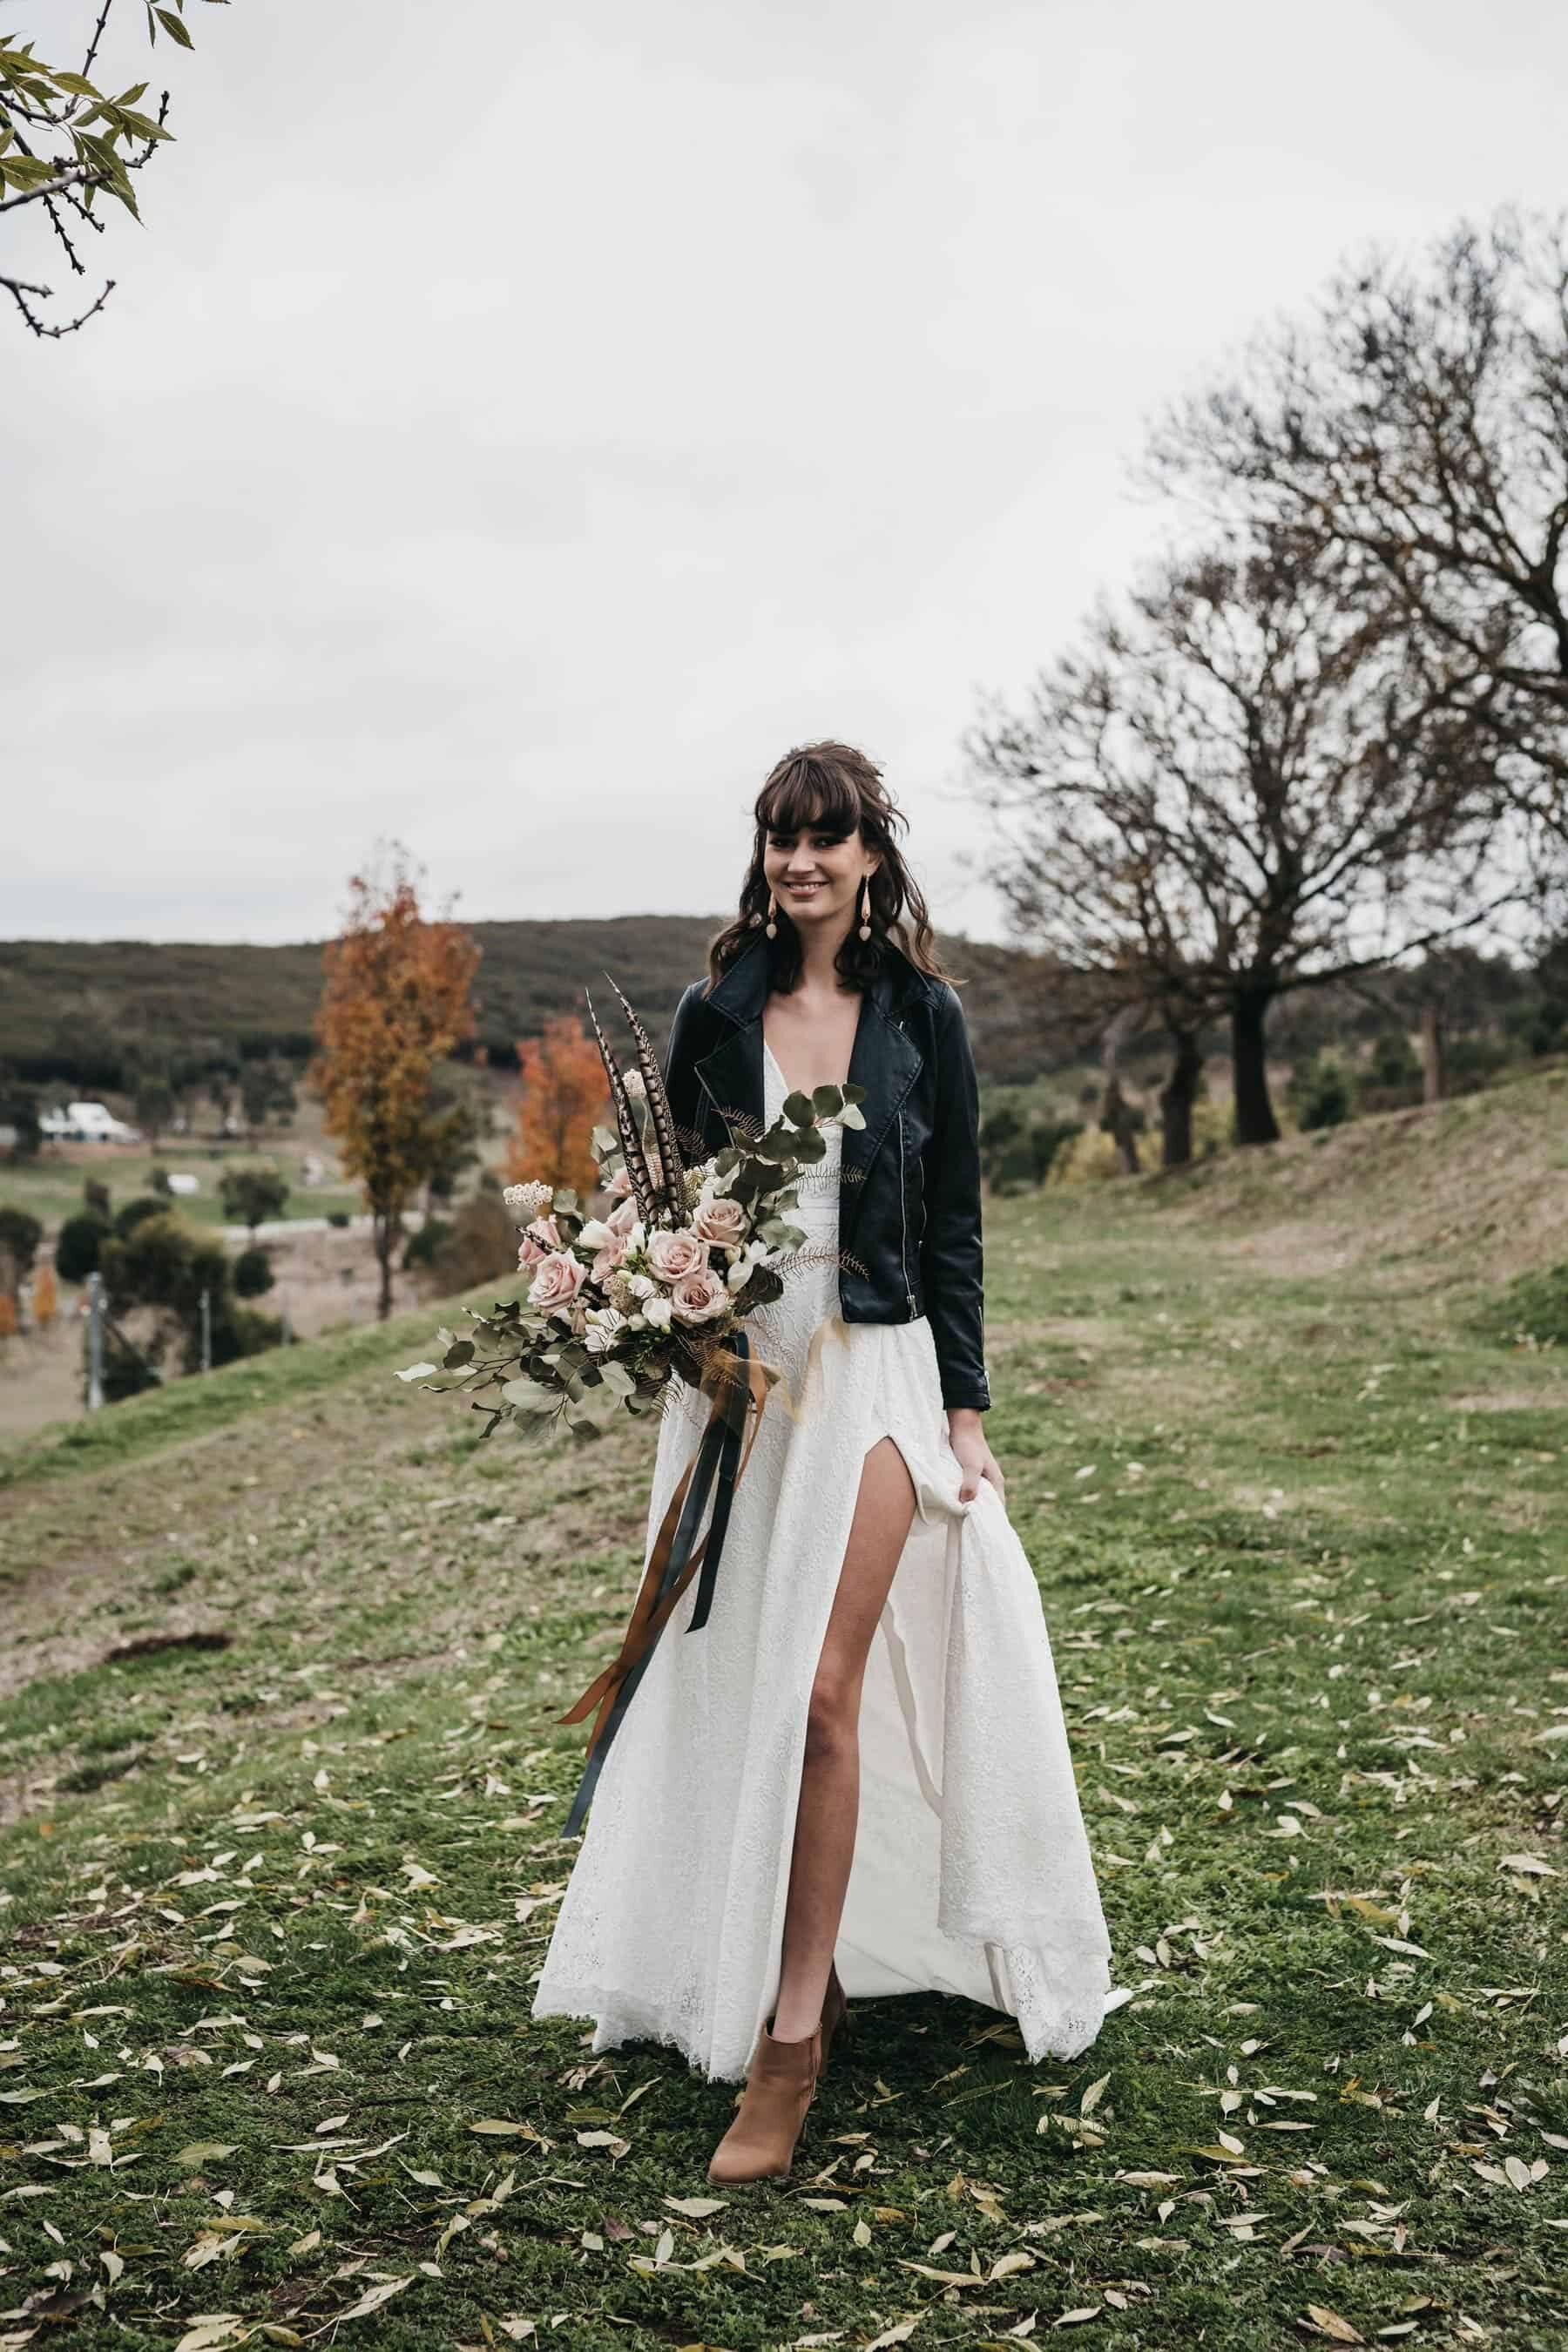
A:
[86,1271,105,1411]
[199,1286,213,1374]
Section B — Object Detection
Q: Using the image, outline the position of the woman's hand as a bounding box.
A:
[947,1407,1004,1505]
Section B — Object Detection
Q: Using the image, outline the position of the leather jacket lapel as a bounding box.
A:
[839,987,921,1251]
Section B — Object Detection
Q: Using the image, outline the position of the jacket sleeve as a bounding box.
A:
[920,983,991,1413]
[660,979,706,1158]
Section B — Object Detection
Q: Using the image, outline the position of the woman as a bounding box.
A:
[533,742,1113,2183]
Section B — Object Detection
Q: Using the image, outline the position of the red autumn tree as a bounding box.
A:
[311,850,481,1321]
[507,1016,608,1197]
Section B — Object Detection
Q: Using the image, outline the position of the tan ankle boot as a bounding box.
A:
[820,1961,849,2071]
[707,2021,821,2184]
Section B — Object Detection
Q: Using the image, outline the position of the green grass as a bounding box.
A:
[0,1130,1565,2349]
[0,1148,362,1233]
[0,1282,515,1502]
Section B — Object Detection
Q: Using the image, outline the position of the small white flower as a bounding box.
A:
[643,1294,672,1331]
[504,1179,554,1217]
[624,1272,656,1300]
[584,1307,628,1355]
[726,1260,752,1291]
[578,1217,616,1250]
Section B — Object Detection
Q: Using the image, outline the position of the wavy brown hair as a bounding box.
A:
[702,741,961,997]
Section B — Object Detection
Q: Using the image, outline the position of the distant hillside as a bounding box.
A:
[0,919,1056,1091]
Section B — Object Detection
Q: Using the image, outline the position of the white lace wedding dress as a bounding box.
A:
[531,1038,1115,2081]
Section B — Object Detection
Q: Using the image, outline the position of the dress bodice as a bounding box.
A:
[761,1037,841,1254]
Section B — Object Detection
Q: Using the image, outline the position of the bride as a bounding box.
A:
[532,740,1113,2183]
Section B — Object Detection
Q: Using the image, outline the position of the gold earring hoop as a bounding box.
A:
[857,875,873,942]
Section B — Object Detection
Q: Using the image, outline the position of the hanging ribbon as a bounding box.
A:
[558,1328,771,1835]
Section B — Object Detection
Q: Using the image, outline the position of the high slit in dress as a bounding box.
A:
[531,1037,1115,2080]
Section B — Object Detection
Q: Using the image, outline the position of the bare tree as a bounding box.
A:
[966,531,1519,1147]
[1,2,228,338]
[1147,206,1568,893]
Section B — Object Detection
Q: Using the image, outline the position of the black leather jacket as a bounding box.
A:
[661,932,991,1413]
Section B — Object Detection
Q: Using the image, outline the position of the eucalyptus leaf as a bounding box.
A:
[500,1378,558,1417]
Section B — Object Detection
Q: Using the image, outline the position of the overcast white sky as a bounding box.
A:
[4,0,1564,945]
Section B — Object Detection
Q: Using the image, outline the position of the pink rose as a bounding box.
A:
[605,1152,661,1200]
[646,1226,709,1284]
[517,1213,562,1270]
[591,1232,628,1283]
[528,1249,588,1318]
[670,1266,730,1325]
[606,1194,641,1237]
[692,1193,747,1249]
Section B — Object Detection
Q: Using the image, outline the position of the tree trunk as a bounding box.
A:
[1159,1025,1203,1167]
[375,1213,394,1321]
[1099,1076,1142,1175]
[1419,1002,1446,1103]
[1231,988,1281,1145]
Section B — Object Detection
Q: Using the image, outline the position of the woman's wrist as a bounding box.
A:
[946,1406,984,1434]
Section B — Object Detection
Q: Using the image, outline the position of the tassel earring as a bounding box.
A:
[765,889,778,940]
[857,875,873,942]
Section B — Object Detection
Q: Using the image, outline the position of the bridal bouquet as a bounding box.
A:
[397,975,867,1439]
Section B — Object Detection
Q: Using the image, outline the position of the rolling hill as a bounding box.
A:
[0,918,1059,1088]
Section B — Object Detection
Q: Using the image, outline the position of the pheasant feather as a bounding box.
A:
[605,972,686,1220]
[583,987,659,1227]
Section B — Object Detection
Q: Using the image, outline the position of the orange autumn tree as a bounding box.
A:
[311,852,481,1321]
[507,1014,608,1197]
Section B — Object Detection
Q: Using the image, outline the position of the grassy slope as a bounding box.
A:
[0,1078,1565,2350]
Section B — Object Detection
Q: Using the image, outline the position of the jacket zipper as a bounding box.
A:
[897,1104,916,1317]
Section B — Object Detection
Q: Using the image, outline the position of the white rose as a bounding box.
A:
[578,1217,616,1250]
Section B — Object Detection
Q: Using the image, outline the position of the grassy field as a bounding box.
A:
[0,1148,363,1237]
[0,1074,1565,2350]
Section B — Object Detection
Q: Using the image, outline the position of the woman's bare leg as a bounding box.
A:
[770,1435,918,2043]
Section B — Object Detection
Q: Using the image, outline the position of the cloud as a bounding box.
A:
[7,0,1565,943]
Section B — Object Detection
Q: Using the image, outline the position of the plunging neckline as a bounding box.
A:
[761,1010,860,1103]
[763,1034,851,1103]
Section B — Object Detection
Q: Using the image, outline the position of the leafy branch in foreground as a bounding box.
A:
[0,0,229,337]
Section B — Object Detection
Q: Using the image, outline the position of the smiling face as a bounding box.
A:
[761,810,878,931]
